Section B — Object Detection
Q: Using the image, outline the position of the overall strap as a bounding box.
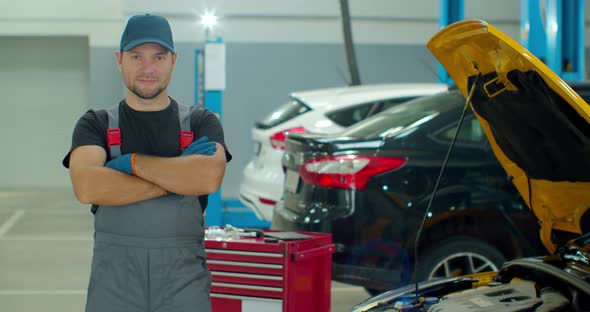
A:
[107,103,194,156]
[178,104,194,151]
[106,104,122,159]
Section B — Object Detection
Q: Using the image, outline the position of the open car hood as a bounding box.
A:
[427,19,590,253]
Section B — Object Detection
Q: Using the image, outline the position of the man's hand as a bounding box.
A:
[182,136,217,156]
[105,153,135,175]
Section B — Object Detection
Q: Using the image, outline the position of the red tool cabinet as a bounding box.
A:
[205,230,335,312]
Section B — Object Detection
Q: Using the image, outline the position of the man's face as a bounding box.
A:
[116,43,177,100]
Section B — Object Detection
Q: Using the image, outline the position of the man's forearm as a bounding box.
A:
[71,166,167,206]
[133,148,226,196]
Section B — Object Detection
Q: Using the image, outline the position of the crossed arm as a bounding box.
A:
[68,144,226,206]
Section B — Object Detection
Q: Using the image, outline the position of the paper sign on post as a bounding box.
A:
[204,43,226,91]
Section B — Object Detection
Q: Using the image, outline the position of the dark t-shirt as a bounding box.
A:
[63,98,232,211]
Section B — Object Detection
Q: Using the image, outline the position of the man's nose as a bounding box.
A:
[140,59,157,73]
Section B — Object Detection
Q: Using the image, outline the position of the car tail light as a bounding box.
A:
[259,197,277,206]
[270,127,307,150]
[299,155,406,190]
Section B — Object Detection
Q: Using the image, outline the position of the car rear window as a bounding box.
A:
[340,91,464,139]
[325,97,417,127]
[435,117,486,143]
[255,100,311,129]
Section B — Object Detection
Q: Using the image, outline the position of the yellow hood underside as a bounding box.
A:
[427,20,590,253]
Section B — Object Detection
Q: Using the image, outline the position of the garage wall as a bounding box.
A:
[114,0,523,198]
[1,0,588,197]
[90,48,124,110]
[125,0,521,44]
[192,42,440,198]
[86,41,440,198]
[0,0,123,46]
[0,37,89,189]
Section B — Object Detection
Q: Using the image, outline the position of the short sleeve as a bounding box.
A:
[62,110,108,168]
[191,109,232,163]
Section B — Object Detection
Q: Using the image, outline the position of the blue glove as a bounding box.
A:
[182,136,217,156]
[105,153,135,175]
[105,136,215,176]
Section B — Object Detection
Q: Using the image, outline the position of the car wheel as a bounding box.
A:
[417,237,506,281]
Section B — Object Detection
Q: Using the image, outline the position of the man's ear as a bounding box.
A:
[172,52,178,66]
[115,50,123,72]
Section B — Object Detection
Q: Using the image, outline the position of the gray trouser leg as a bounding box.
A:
[150,246,212,312]
[85,242,148,312]
[85,233,211,312]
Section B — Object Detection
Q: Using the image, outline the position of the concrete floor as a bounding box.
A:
[0,190,371,312]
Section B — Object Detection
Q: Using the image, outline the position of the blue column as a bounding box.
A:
[204,90,224,226]
[195,42,224,227]
[438,0,464,84]
[521,0,548,64]
[561,0,585,81]
[545,0,562,76]
[202,37,225,226]
[195,39,271,228]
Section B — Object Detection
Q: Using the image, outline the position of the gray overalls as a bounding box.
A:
[85,103,212,312]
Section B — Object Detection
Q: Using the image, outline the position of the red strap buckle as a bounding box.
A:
[107,128,121,148]
[180,130,194,151]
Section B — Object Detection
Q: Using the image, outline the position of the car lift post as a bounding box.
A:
[196,37,226,226]
[438,0,464,85]
[520,0,585,82]
[196,38,272,228]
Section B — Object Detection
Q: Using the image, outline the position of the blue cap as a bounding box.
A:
[120,14,175,53]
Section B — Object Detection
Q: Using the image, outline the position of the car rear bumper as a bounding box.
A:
[280,186,358,224]
[239,162,285,221]
[238,191,273,221]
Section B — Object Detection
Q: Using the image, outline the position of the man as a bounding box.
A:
[62,14,231,312]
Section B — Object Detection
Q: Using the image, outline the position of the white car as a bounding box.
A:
[239,83,449,221]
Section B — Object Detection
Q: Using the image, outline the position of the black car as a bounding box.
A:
[352,19,590,312]
[272,87,590,294]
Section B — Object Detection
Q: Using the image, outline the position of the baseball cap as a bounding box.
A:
[120,14,175,53]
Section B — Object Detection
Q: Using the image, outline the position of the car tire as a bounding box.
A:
[417,237,506,281]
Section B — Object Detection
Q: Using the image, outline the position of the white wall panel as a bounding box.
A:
[0,0,121,19]
[0,0,586,46]
[0,0,123,46]
[0,20,124,46]
[125,0,522,44]
[0,37,89,188]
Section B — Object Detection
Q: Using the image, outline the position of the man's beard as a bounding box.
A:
[129,84,166,100]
